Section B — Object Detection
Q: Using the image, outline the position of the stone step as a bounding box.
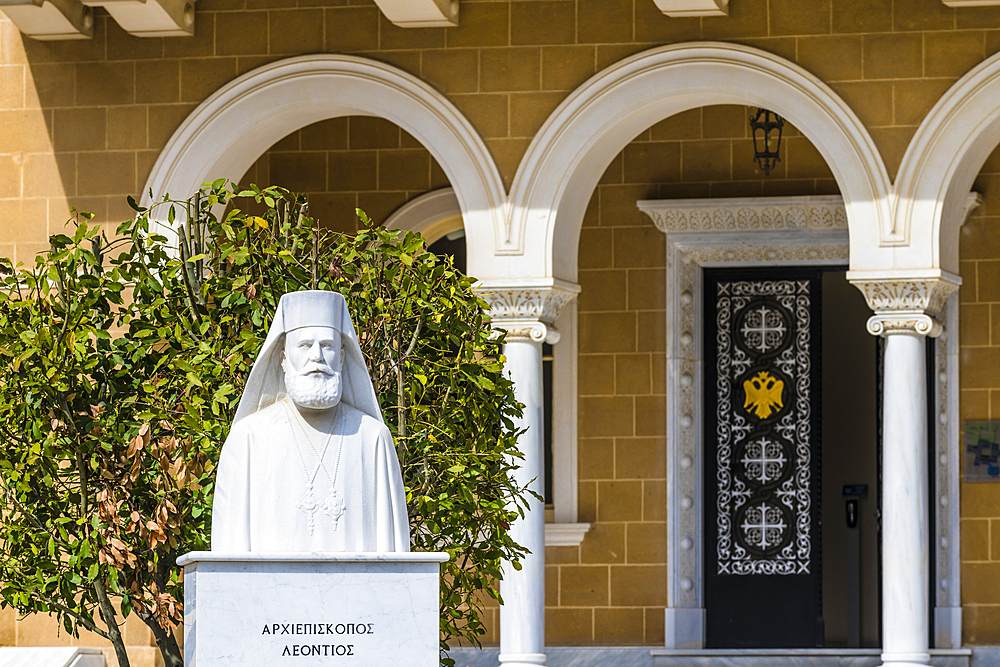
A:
[0,647,105,667]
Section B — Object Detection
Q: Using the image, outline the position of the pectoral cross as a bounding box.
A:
[298,485,322,536]
[324,488,346,530]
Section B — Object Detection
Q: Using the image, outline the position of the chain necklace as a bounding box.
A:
[286,401,347,536]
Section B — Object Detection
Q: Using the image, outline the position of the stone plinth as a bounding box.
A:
[178,552,449,667]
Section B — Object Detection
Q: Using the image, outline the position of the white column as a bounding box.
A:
[880,331,930,667]
[477,280,579,667]
[500,331,546,667]
[852,273,959,667]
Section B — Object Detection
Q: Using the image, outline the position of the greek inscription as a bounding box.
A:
[263,622,372,635]
[280,645,354,657]
[267,622,369,657]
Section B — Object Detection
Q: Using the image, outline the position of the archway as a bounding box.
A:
[506,42,893,283]
[141,54,505,278]
[897,50,1000,276]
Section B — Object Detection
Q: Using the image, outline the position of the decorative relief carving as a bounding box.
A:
[478,282,580,344]
[855,279,955,316]
[714,279,813,576]
[937,320,951,604]
[639,195,848,234]
[686,244,849,266]
[665,231,848,611]
[852,277,959,338]
[866,313,942,338]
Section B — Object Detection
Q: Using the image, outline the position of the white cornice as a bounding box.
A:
[639,194,847,234]
[544,523,591,547]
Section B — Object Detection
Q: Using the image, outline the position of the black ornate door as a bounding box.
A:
[704,268,823,648]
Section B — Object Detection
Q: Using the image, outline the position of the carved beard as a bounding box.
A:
[284,365,343,410]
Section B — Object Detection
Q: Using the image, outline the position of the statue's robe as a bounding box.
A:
[211,398,410,552]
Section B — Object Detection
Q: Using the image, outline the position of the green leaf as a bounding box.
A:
[126,195,147,213]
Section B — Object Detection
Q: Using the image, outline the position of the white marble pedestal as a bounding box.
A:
[178,552,449,667]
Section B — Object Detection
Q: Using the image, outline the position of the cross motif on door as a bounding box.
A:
[740,438,787,484]
[740,305,787,352]
[740,503,788,550]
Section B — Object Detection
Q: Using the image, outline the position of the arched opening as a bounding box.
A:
[141,54,506,281]
[506,42,892,284]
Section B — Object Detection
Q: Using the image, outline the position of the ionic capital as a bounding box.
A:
[477,279,580,345]
[847,272,960,338]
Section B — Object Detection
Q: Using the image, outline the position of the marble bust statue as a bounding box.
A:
[211,290,410,552]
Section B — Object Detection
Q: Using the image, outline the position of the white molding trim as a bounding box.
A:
[140,55,506,283]
[935,293,962,649]
[544,522,591,547]
[896,49,1000,275]
[941,0,1000,6]
[505,42,891,283]
[640,194,961,650]
[384,188,463,242]
[639,195,848,233]
[387,188,584,533]
[552,301,579,524]
[933,196,978,649]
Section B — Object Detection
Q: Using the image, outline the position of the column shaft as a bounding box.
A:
[499,337,546,667]
[881,332,930,667]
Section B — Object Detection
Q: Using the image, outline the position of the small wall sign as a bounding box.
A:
[964,421,1000,482]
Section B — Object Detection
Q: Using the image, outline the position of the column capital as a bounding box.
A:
[476,279,580,344]
[846,272,960,338]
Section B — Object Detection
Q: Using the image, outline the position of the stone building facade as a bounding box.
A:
[2,1,1000,666]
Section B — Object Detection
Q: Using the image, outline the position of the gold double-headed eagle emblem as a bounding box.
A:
[743,371,784,419]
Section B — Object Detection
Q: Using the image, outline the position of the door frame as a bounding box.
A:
[638,194,964,650]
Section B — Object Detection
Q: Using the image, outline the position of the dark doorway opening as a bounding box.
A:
[703,267,881,649]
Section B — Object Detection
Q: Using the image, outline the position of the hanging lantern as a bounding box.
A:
[749,108,785,176]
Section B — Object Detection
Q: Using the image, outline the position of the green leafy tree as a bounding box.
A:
[0,182,530,667]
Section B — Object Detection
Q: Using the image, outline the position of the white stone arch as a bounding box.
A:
[384,188,464,243]
[141,54,506,278]
[896,50,1000,275]
[502,42,893,284]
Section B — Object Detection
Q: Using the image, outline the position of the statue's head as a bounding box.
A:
[232,291,385,427]
[281,326,345,411]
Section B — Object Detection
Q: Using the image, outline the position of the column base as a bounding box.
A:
[499,652,546,667]
[664,607,705,649]
[934,606,962,649]
[880,651,931,667]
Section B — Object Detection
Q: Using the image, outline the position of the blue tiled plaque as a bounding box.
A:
[964,421,1000,482]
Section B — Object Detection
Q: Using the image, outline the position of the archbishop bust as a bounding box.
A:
[211,290,410,553]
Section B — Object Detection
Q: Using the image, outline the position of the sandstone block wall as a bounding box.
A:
[3,0,1000,654]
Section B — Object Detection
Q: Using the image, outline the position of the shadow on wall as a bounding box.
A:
[236,116,451,234]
